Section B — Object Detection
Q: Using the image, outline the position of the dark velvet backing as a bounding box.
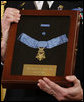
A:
[11,15,70,76]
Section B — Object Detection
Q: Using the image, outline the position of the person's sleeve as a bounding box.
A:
[4,1,20,9]
[72,0,83,88]
[72,0,83,8]
[61,0,83,10]
[75,21,83,88]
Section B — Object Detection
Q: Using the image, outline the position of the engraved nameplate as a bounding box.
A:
[22,64,57,76]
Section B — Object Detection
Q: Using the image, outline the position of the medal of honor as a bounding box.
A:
[18,33,68,61]
[36,47,46,61]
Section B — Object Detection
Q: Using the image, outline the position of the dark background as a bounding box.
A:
[11,15,70,76]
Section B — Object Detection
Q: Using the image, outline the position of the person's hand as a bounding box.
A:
[1,7,21,33]
[37,76,83,101]
[1,8,21,61]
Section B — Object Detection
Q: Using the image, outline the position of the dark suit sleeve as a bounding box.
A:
[73,0,83,88]
[75,23,83,88]
[62,1,83,10]
[5,1,21,9]
[63,0,83,88]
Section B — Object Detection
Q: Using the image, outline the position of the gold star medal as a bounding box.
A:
[36,47,46,61]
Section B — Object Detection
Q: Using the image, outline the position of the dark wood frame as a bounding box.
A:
[2,10,80,88]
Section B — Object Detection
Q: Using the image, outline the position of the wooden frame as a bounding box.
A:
[2,10,80,88]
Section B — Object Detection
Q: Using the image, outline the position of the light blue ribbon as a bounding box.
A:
[72,8,83,12]
[40,24,50,27]
[17,33,68,49]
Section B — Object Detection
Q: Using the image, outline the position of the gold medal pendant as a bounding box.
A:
[36,47,46,61]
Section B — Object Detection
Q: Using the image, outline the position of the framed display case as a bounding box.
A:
[2,10,80,88]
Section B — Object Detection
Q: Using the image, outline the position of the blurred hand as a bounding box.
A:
[1,7,21,33]
[37,76,83,101]
[1,8,21,61]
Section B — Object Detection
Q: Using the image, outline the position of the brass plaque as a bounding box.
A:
[22,64,57,76]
